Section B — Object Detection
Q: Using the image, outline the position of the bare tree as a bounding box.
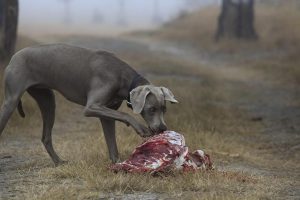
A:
[117,0,127,26]
[216,0,257,40]
[184,0,200,7]
[152,0,162,24]
[92,8,104,24]
[0,0,18,61]
[59,0,72,25]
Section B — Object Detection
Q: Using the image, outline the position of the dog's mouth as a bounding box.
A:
[149,127,162,135]
[149,127,155,135]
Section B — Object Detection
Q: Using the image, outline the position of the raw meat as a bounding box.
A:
[110,131,213,173]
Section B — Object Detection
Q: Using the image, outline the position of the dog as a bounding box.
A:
[0,44,178,165]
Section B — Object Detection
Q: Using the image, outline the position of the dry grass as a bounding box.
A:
[1,47,284,199]
[154,2,300,54]
[1,3,299,198]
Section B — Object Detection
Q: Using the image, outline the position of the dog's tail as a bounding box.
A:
[18,100,25,118]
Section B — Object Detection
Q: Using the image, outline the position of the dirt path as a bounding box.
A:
[62,35,300,197]
[0,35,299,199]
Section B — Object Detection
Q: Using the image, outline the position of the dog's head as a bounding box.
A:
[130,85,178,134]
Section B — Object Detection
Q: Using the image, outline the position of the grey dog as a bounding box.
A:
[0,44,178,165]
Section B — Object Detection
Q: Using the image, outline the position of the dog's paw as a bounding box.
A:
[136,124,152,138]
[54,160,68,167]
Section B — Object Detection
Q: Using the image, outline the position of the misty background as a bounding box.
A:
[19,0,220,37]
[0,0,299,199]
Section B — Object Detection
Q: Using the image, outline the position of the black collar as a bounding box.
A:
[126,74,143,108]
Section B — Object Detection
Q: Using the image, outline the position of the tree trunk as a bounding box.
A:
[216,0,257,40]
[0,0,18,61]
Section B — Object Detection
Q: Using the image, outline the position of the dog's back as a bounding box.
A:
[6,43,136,105]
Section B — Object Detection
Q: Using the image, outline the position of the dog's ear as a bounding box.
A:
[130,86,151,114]
[160,87,178,103]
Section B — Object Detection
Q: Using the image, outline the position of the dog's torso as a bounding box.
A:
[7,44,138,106]
[0,43,177,165]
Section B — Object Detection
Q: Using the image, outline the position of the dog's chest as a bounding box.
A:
[106,98,123,109]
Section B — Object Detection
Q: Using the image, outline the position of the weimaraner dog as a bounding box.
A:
[0,44,178,166]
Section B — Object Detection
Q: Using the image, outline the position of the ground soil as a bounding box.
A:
[0,35,299,199]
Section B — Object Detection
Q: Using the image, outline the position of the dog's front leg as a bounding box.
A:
[84,104,151,137]
[100,118,119,163]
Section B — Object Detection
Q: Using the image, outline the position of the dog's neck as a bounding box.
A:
[128,74,149,92]
[126,73,149,108]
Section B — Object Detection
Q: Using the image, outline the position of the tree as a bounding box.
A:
[59,0,72,25]
[0,0,18,61]
[92,8,104,24]
[152,0,162,24]
[215,0,257,40]
[117,0,127,26]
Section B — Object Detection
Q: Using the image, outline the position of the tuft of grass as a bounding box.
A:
[26,128,279,200]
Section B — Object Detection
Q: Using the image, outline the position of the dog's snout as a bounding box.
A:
[158,124,167,133]
[150,124,167,134]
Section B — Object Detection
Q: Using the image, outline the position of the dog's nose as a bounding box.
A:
[158,124,167,133]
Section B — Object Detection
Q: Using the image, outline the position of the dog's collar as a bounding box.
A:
[126,74,143,109]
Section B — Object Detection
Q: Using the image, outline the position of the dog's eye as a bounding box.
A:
[149,107,156,113]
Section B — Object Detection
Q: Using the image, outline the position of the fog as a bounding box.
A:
[19,0,219,37]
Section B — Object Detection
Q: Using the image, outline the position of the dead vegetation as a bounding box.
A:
[0,40,293,199]
[0,2,299,199]
[155,2,300,54]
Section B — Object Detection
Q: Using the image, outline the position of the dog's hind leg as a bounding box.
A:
[0,95,22,136]
[27,88,65,166]
[0,70,26,136]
